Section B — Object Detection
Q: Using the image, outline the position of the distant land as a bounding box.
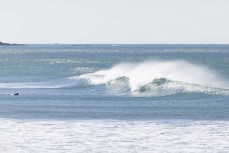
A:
[0,42,26,46]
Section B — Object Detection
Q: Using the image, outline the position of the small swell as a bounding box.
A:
[0,78,84,89]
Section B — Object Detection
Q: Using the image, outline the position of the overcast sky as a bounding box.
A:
[0,0,228,44]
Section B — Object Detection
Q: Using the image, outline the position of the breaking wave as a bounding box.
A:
[75,60,229,96]
[1,60,229,96]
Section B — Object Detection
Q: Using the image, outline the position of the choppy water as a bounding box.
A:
[0,44,229,152]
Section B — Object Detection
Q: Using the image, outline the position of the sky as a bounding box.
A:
[0,0,229,44]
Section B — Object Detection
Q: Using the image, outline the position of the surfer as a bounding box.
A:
[9,93,19,96]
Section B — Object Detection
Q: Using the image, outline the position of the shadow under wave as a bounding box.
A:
[132,78,229,96]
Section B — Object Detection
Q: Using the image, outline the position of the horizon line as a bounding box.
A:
[13,43,229,45]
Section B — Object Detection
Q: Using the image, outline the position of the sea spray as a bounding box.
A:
[79,60,229,96]
[1,60,229,96]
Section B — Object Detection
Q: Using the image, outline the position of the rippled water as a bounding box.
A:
[0,44,228,152]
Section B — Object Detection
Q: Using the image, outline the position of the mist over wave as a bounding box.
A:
[1,60,229,96]
[77,60,229,96]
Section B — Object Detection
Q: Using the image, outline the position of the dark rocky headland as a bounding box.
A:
[0,42,26,46]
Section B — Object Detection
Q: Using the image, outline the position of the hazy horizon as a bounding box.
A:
[1,0,229,44]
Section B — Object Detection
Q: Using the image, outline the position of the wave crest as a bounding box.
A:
[1,60,228,96]
[78,60,229,96]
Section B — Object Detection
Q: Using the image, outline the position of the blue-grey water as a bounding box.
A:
[0,44,229,152]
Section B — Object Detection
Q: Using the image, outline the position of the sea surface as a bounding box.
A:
[0,44,229,152]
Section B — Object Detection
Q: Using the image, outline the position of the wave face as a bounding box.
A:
[1,60,229,96]
[76,60,229,96]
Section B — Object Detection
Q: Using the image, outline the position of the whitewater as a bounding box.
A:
[78,60,229,96]
[1,60,228,96]
[0,44,229,152]
[1,119,229,153]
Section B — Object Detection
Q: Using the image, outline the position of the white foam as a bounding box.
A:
[132,79,229,96]
[80,60,229,93]
[1,119,229,152]
[1,60,228,96]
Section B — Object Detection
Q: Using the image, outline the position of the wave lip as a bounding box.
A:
[79,60,229,96]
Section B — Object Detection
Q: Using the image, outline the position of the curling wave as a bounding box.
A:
[1,60,229,96]
[75,60,229,96]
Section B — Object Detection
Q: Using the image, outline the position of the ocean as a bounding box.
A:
[0,44,228,152]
